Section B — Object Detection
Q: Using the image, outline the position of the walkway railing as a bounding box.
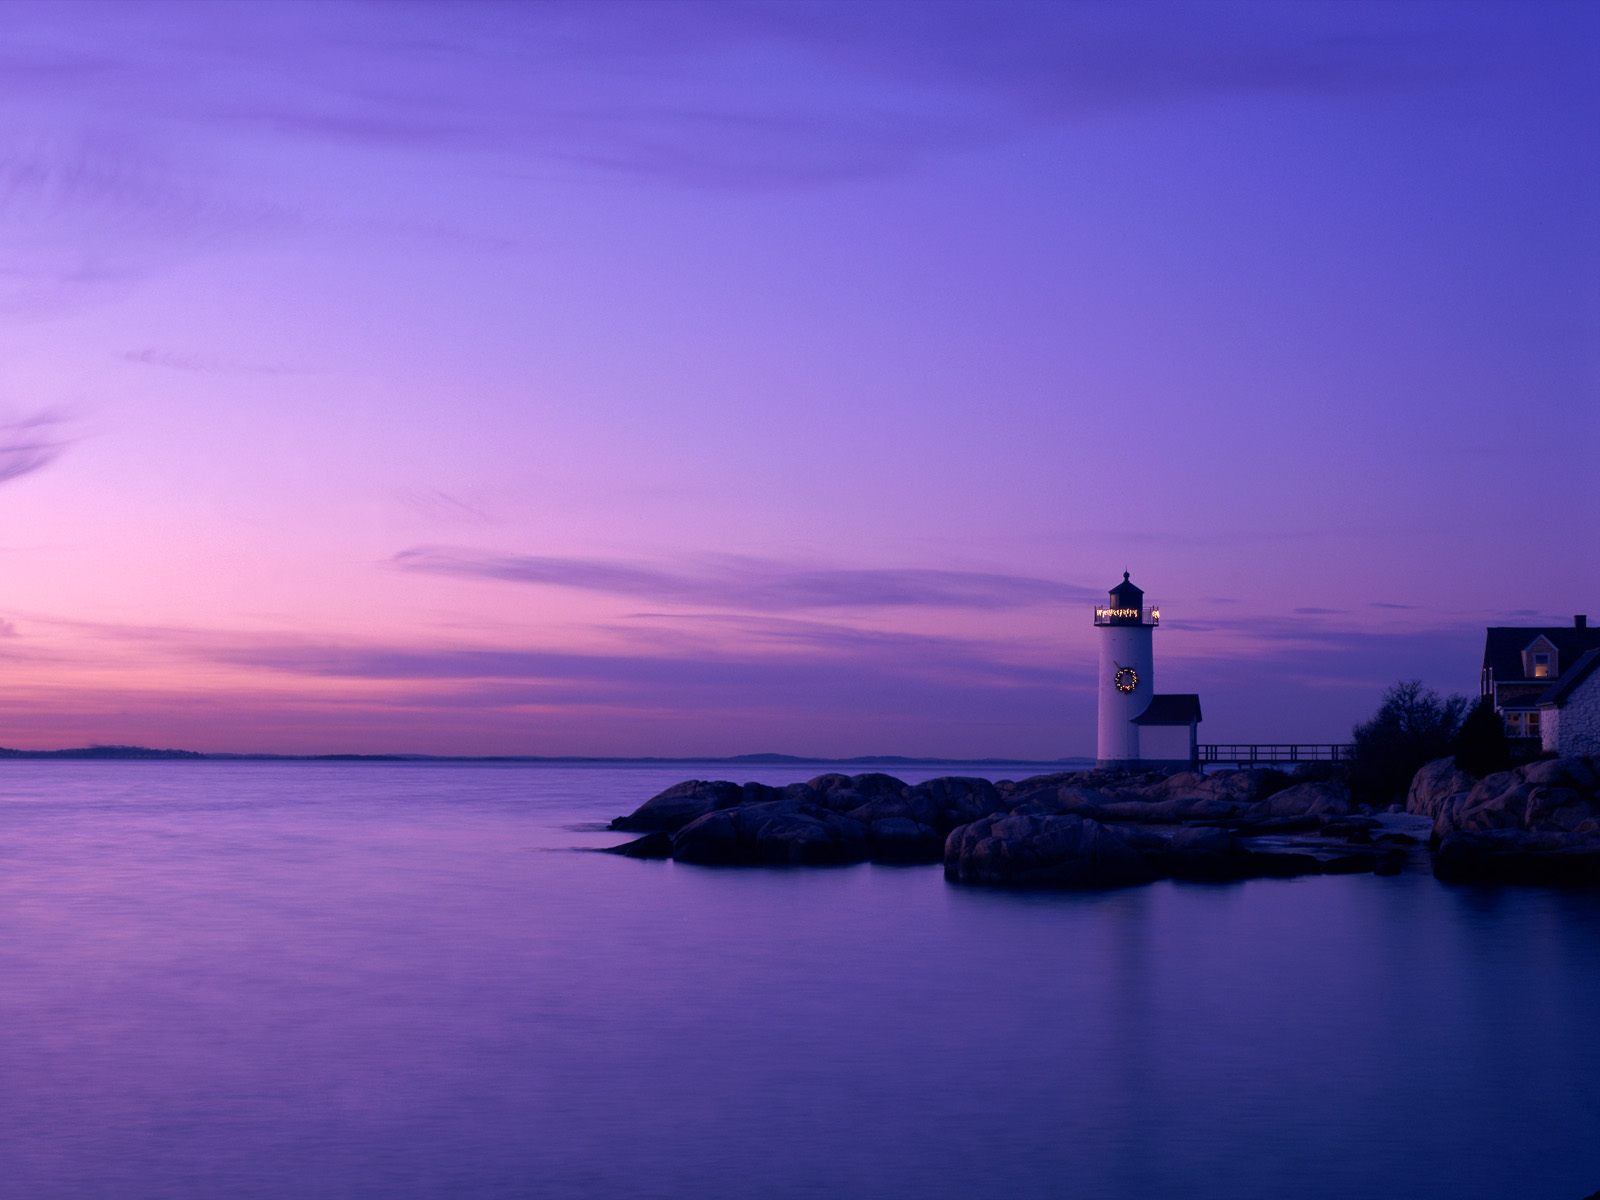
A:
[1198,744,1355,766]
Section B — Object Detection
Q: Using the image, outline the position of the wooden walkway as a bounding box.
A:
[1198,743,1354,766]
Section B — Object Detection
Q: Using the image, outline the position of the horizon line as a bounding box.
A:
[0,744,1096,767]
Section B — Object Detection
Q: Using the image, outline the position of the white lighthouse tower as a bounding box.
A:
[1093,572,1203,769]
[1095,572,1158,768]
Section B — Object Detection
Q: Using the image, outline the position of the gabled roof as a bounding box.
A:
[1541,648,1600,708]
[1482,624,1600,682]
[1132,693,1202,725]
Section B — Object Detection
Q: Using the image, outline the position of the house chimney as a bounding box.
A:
[1578,614,1589,629]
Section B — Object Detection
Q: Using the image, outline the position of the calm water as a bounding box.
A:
[0,761,1596,1200]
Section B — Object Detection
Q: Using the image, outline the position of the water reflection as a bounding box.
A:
[0,762,1596,1200]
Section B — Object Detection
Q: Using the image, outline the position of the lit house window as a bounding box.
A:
[1528,711,1541,734]
[1505,712,1523,736]
[1533,653,1551,678]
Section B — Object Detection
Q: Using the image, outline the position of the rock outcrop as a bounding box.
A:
[1429,757,1600,838]
[1260,780,1352,820]
[606,767,1390,881]
[671,801,869,866]
[1399,755,1600,886]
[610,779,794,834]
[997,771,1347,829]
[945,814,1171,889]
[1406,758,1479,823]
[943,810,1403,889]
[604,760,1599,887]
[610,773,1008,866]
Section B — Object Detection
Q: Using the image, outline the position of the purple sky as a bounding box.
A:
[0,0,1596,756]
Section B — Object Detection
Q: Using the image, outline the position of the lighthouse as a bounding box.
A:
[1095,572,1157,766]
[1094,572,1202,769]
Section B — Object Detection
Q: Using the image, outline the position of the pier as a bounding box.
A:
[1198,743,1355,767]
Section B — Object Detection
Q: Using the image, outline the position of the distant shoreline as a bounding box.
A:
[0,746,1093,768]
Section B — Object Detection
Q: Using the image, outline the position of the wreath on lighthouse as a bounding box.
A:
[1113,665,1139,694]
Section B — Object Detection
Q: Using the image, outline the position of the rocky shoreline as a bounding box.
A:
[604,755,1600,889]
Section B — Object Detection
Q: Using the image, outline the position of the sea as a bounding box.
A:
[0,760,1596,1200]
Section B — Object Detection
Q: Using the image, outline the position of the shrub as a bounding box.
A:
[1350,680,1468,806]
[1452,697,1512,778]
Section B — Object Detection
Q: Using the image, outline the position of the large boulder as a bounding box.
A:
[612,779,788,833]
[906,776,1008,828]
[671,801,869,866]
[1009,785,1123,817]
[1136,769,1292,804]
[611,773,1017,865]
[1259,780,1352,820]
[1431,757,1600,839]
[608,780,800,838]
[944,813,1164,889]
[999,769,1163,809]
[1406,758,1478,822]
[993,770,1081,805]
[806,772,909,815]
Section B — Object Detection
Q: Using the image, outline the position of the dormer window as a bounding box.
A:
[1521,637,1559,680]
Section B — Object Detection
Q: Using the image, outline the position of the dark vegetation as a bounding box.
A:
[1349,680,1468,806]
[1451,697,1513,778]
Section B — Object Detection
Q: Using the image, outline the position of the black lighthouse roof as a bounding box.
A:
[1108,571,1143,608]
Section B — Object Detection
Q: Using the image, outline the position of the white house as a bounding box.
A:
[1539,648,1600,757]
[1481,616,1600,745]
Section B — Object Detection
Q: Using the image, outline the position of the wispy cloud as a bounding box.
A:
[0,412,72,486]
[211,637,1063,695]
[121,348,304,375]
[400,489,496,526]
[393,546,1093,611]
[1,1,1493,198]
[13,609,1083,754]
[0,127,288,315]
[31,606,1072,690]
[0,0,1515,322]
[15,601,1487,750]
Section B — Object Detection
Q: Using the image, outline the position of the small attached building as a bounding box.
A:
[1539,648,1600,757]
[1131,693,1202,770]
